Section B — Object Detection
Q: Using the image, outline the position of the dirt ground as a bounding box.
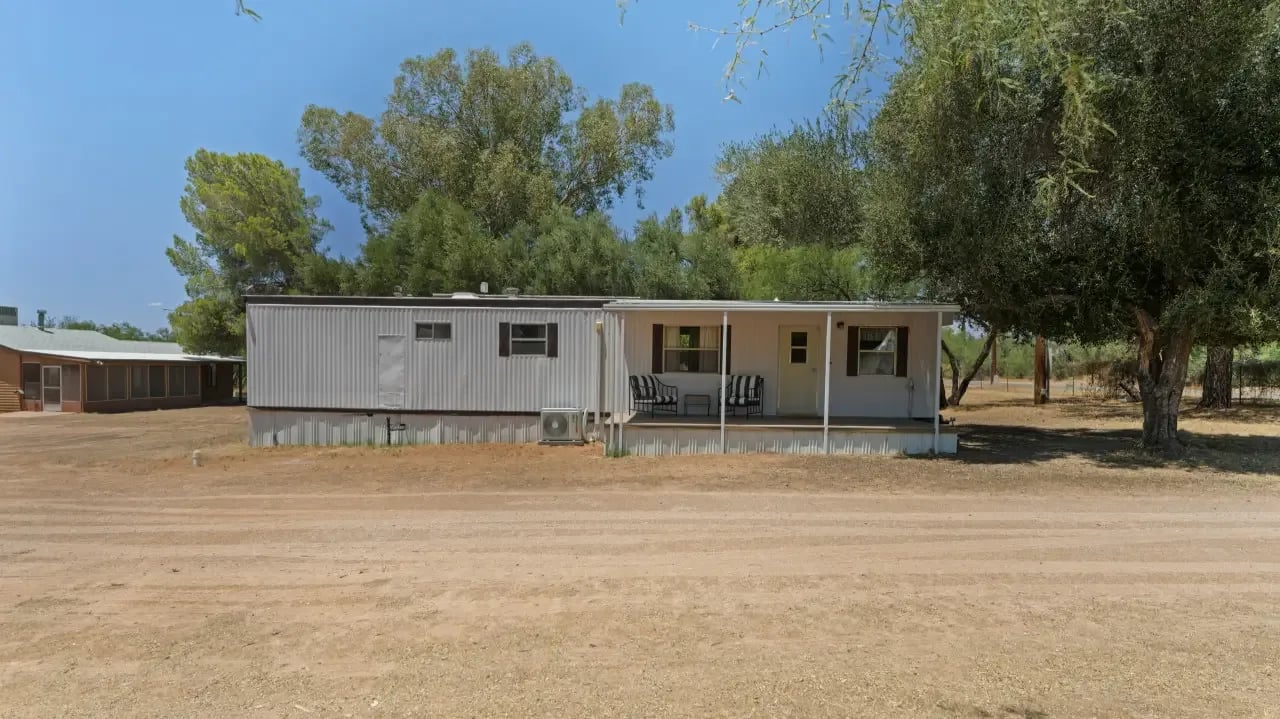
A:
[1,390,1278,718]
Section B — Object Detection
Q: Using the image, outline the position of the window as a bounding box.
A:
[662,326,722,373]
[108,366,128,400]
[21,363,40,398]
[88,366,109,402]
[858,328,898,376]
[186,365,200,396]
[510,323,547,356]
[169,365,186,397]
[414,322,452,341]
[149,365,166,398]
[789,331,808,364]
[130,365,149,399]
[62,365,81,402]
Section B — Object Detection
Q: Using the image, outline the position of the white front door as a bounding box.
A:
[41,366,62,412]
[376,334,406,409]
[777,326,820,415]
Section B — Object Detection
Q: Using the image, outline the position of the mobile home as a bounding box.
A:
[246,295,961,454]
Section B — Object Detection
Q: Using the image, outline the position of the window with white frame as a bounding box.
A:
[414,322,452,341]
[663,325,722,373]
[509,323,548,355]
[857,328,898,376]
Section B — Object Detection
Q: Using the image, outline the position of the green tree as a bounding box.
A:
[629,201,740,300]
[865,0,1280,453]
[53,317,172,342]
[716,112,866,248]
[522,209,634,296]
[345,192,509,296]
[299,43,674,235]
[735,245,876,301]
[166,150,333,355]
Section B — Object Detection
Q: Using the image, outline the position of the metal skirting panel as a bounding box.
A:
[620,426,958,456]
[249,409,542,447]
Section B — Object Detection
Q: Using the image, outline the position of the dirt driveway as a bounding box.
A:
[1,400,1278,717]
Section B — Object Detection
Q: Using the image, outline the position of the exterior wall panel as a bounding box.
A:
[248,304,615,414]
[622,425,958,456]
[0,347,20,413]
[249,409,542,447]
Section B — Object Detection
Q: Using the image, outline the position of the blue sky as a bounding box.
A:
[1,0,862,329]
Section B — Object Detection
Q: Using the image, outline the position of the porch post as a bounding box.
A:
[720,310,728,453]
[823,311,832,454]
[933,311,942,453]
[619,314,626,454]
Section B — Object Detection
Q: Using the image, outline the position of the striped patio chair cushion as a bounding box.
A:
[631,375,674,403]
[723,374,760,402]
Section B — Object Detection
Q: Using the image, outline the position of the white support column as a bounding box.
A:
[720,311,728,453]
[823,311,832,454]
[933,311,942,454]
[619,314,626,454]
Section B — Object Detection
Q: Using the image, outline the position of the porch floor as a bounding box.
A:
[618,413,959,434]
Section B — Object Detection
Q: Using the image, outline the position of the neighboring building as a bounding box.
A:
[247,294,961,455]
[0,322,242,414]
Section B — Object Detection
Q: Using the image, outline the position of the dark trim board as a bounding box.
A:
[245,295,612,309]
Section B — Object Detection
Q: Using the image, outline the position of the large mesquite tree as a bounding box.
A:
[865,0,1280,454]
[299,42,674,235]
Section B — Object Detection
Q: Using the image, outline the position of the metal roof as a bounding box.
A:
[244,294,613,309]
[23,350,239,363]
[0,325,239,363]
[602,299,961,313]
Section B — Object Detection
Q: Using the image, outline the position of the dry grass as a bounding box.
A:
[0,396,1278,717]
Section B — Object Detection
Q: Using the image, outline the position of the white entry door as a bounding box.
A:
[376,334,406,409]
[777,326,820,415]
[41,366,62,412]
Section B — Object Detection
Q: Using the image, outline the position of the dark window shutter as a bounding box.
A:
[546,323,559,357]
[846,326,860,376]
[651,324,664,373]
[725,325,732,374]
[896,326,910,377]
[499,322,510,357]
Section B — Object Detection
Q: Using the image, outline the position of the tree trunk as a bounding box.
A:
[940,340,961,402]
[1134,309,1195,456]
[1196,345,1234,409]
[939,334,997,406]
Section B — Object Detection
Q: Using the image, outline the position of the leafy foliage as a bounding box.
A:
[299,43,675,235]
[54,317,172,342]
[717,112,868,248]
[166,150,333,355]
[865,0,1280,450]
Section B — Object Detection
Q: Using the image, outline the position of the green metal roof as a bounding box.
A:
[0,325,186,355]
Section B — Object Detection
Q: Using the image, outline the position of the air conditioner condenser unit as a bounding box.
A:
[539,408,585,445]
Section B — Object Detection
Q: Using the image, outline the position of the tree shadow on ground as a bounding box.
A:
[953,424,1280,475]
[1050,397,1280,426]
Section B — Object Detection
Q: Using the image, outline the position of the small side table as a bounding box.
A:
[684,393,712,416]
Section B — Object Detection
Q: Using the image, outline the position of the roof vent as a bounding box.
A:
[504,287,521,297]
[0,306,16,326]
[479,282,489,294]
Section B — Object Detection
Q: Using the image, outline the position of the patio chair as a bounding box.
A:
[720,375,764,418]
[629,375,678,417]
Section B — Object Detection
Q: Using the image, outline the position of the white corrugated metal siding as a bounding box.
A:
[620,426,956,456]
[248,304,618,413]
[248,409,543,447]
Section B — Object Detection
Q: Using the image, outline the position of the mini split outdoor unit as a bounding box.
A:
[539,408,585,445]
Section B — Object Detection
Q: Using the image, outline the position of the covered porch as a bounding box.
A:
[599,299,962,456]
